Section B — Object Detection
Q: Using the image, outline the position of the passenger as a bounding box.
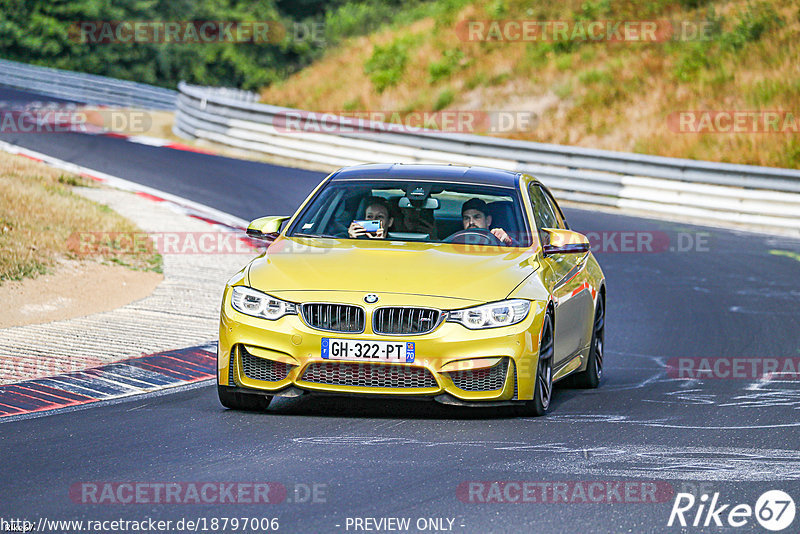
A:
[348,196,394,239]
[399,205,438,240]
[461,197,513,245]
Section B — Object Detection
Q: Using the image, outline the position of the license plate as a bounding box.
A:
[321,338,415,363]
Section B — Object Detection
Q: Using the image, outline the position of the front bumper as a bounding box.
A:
[218,290,547,402]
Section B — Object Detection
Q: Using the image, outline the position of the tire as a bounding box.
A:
[217,385,272,411]
[516,312,554,417]
[567,297,604,389]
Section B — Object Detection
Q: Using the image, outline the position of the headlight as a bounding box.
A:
[231,286,296,320]
[447,299,530,329]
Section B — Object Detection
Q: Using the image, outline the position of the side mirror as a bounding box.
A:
[541,228,590,256]
[246,216,290,240]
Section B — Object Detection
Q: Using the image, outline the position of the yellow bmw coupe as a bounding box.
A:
[218,164,605,416]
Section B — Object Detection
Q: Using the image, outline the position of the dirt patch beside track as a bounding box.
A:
[0,259,162,328]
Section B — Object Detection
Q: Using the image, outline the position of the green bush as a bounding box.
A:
[433,87,455,111]
[672,41,712,82]
[464,71,488,90]
[578,68,613,85]
[675,0,713,8]
[0,0,295,90]
[783,139,800,169]
[320,0,467,45]
[487,71,510,86]
[576,0,611,20]
[323,1,411,43]
[487,0,508,19]
[671,3,782,83]
[721,1,784,50]
[555,54,573,71]
[343,96,364,111]
[363,35,416,93]
[526,43,554,68]
[428,49,465,83]
[0,0,444,90]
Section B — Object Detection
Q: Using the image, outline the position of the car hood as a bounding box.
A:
[246,236,538,304]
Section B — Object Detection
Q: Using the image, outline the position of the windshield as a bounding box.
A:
[288,179,531,247]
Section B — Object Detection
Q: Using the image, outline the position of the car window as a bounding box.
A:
[528,183,562,239]
[288,179,531,246]
[539,185,569,229]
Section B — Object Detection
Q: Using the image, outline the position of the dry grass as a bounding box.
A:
[0,151,161,284]
[260,0,800,168]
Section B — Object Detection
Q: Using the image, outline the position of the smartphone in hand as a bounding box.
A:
[354,220,382,235]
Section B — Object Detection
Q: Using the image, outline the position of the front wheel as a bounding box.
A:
[516,313,554,417]
[218,385,272,411]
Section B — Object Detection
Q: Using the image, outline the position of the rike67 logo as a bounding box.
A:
[668,490,795,531]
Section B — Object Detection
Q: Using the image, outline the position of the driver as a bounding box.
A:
[461,198,513,245]
[348,196,394,239]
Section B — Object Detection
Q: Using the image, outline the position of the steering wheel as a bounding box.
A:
[443,228,504,246]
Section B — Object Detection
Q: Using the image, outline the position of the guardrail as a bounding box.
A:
[0,58,177,110]
[174,82,800,230]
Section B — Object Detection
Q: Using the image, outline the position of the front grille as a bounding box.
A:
[301,362,437,389]
[301,303,365,333]
[447,358,509,392]
[372,307,442,335]
[240,347,293,382]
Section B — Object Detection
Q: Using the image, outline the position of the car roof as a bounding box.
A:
[329,163,521,188]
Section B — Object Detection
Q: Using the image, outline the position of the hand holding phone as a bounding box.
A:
[348,219,383,239]
[354,220,382,234]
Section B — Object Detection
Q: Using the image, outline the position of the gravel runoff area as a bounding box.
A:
[0,187,253,385]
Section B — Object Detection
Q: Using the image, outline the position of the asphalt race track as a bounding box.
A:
[2,88,800,533]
